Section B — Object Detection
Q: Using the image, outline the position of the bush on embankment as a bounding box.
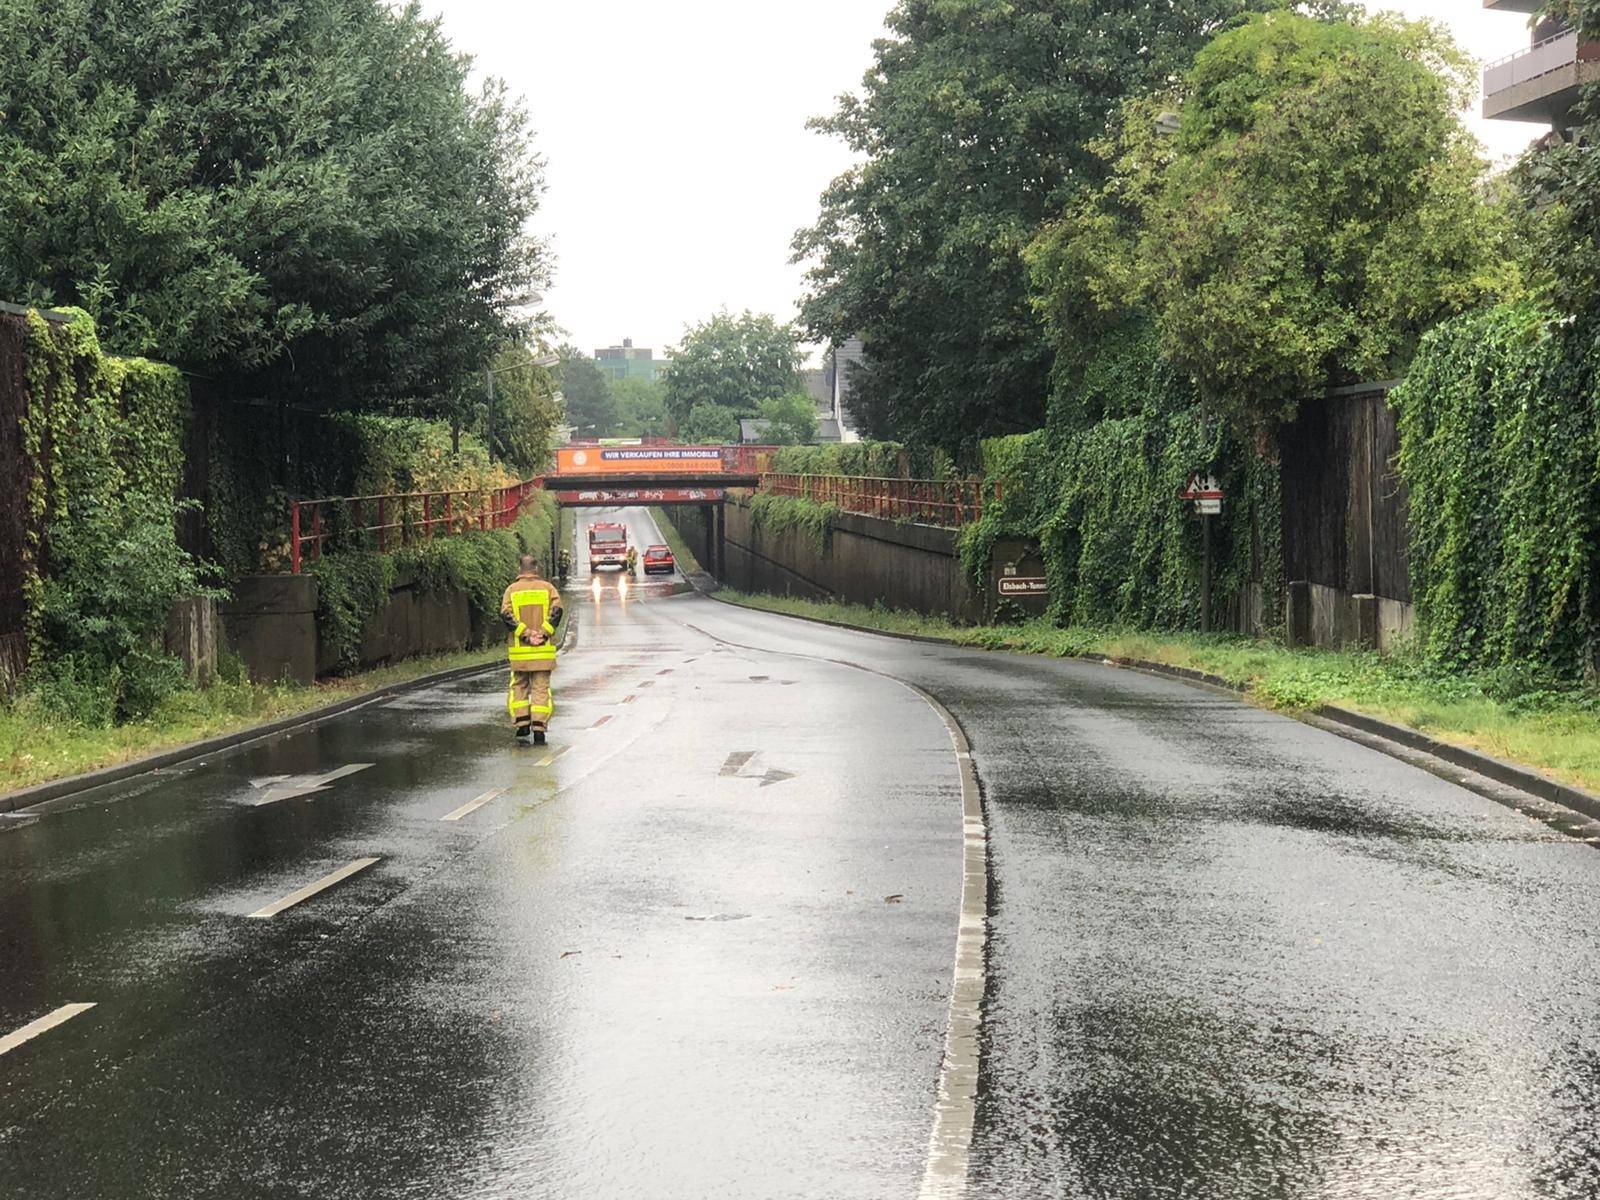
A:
[309,494,558,672]
[1393,300,1600,682]
[770,442,952,478]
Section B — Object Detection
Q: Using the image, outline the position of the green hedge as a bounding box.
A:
[208,408,517,579]
[770,441,952,478]
[1393,301,1600,679]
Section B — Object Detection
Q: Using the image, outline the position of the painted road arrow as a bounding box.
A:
[718,752,796,790]
[250,763,374,806]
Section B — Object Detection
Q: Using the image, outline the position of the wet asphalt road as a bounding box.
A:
[4,506,1600,1198]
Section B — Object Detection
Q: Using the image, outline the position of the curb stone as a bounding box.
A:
[695,589,1600,823]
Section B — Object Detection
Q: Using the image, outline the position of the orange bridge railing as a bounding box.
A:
[289,479,541,573]
[758,474,993,528]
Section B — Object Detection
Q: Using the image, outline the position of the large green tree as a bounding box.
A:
[756,394,820,446]
[484,344,562,475]
[0,0,547,417]
[661,311,801,424]
[556,348,617,438]
[678,401,742,445]
[793,0,1288,454]
[610,378,671,438]
[1028,11,1514,429]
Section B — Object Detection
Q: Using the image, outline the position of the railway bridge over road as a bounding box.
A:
[541,443,778,577]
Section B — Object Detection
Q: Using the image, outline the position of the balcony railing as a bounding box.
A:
[1485,28,1579,95]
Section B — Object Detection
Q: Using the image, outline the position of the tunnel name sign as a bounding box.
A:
[998,564,1048,597]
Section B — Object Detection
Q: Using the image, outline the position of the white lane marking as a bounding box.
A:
[246,857,381,919]
[536,745,572,768]
[440,788,505,823]
[251,763,374,805]
[317,764,375,784]
[253,785,330,806]
[0,1003,96,1058]
[914,690,988,1200]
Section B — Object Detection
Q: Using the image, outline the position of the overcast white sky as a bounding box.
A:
[420,1,1544,361]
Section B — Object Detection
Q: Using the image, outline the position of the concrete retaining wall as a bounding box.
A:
[165,597,220,685]
[1287,580,1414,653]
[671,496,983,623]
[221,570,488,685]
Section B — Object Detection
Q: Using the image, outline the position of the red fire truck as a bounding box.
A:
[587,522,630,573]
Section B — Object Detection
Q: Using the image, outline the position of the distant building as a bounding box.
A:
[594,338,662,384]
[801,368,831,409]
[1482,0,1599,131]
[824,338,866,443]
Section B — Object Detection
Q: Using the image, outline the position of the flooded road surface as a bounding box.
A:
[686,601,1600,1200]
[4,505,1600,1197]
[0,510,961,1199]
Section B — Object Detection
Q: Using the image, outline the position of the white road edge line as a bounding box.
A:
[440,788,505,823]
[911,686,988,1200]
[536,745,572,768]
[0,1003,96,1057]
[246,857,381,919]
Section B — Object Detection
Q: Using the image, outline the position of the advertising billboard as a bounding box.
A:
[555,446,728,476]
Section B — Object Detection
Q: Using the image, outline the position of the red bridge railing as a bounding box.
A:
[290,479,540,573]
[759,474,992,527]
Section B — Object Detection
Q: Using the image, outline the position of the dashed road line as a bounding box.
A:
[0,1003,96,1058]
[440,788,505,823]
[536,745,572,768]
[246,857,381,919]
[619,695,637,705]
[590,715,614,729]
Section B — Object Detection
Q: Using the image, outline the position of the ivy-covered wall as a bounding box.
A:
[1393,301,1600,679]
[17,309,204,719]
[962,327,1282,635]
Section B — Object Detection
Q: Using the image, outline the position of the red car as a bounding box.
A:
[642,544,675,575]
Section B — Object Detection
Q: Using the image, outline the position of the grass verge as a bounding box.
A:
[1,647,500,793]
[715,590,1600,796]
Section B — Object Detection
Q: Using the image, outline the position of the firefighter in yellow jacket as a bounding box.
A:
[500,555,564,743]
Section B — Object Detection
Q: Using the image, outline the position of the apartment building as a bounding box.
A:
[1483,0,1600,130]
